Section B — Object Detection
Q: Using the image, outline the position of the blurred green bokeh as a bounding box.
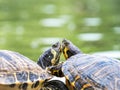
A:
[0,0,120,61]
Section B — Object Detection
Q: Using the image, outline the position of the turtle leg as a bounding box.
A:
[47,63,64,77]
[40,80,68,90]
[62,63,94,90]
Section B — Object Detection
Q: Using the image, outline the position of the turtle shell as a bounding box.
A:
[62,53,120,90]
[0,50,52,90]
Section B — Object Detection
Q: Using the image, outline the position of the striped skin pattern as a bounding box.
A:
[0,50,52,90]
[62,53,120,90]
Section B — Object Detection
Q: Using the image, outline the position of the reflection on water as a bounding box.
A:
[40,15,71,27]
[84,17,101,26]
[40,18,65,27]
[93,50,120,59]
[113,27,120,34]
[78,33,103,41]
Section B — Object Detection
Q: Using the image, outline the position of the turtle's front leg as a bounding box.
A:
[47,63,64,77]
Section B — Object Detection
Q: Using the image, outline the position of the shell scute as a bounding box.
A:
[29,72,39,82]
[16,71,28,82]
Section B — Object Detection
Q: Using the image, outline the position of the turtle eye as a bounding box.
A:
[45,53,53,60]
[48,55,51,58]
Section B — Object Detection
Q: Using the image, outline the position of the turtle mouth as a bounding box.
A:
[54,51,61,65]
[51,42,62,65]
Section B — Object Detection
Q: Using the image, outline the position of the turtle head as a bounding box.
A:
[37,42,61,69]
[61,39,81,59]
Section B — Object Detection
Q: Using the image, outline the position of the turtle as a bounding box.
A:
[39,39,120,90]
[0,42,68,90]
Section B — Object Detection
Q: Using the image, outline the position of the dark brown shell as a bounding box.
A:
[0,50,52,90]
[62,54,120,90]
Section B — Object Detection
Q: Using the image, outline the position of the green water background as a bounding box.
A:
[0,0,120,61]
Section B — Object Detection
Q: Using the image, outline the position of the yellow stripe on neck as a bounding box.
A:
[63,47,69,59]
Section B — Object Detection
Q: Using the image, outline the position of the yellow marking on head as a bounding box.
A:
[51,49,57,65]
[81,83,92,90]
[63,47,69,59]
